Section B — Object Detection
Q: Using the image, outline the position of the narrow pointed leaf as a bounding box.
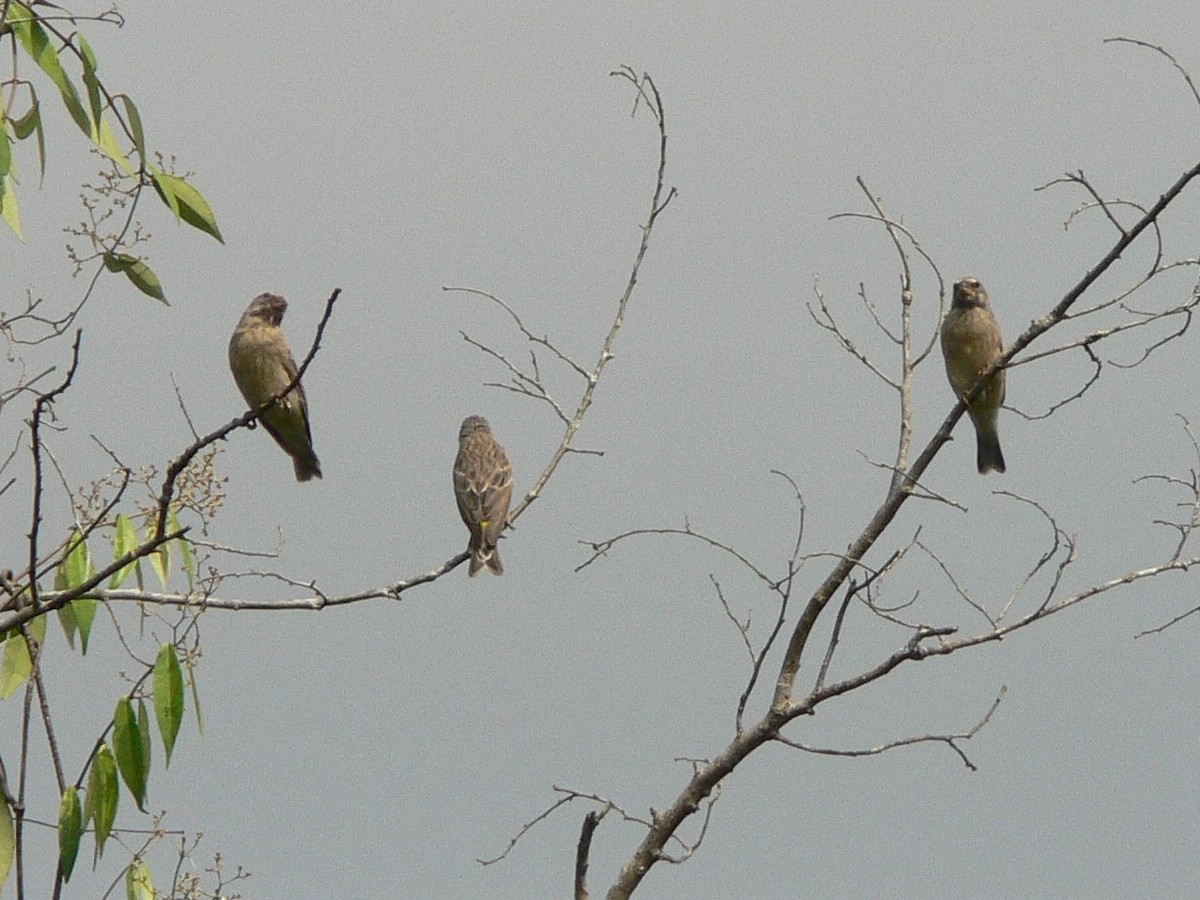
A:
[97,118,132,174]
[0,632,31,699]
[126,859,154,900]
[87,744,119,859]
[137,699,153,781]
[125,257,166,302]
[55,550,78,647]
[72,599,97,654]
[29,98,45,184]
[58,532,97,652]
[81,772,93,823]
[1,173,23,240]
[153,643,184,765]
[149,167,179,218]
[102,251,135,273]
[112,698,147,811]
[12,92,46,183]
[117,94,145,162]
[56,601,78,649]
[60,530,91,588]
[103,252,166,303]
[149,544,168,588]
[168,507,194,591]
[8,4,91,136]
[188,666,204,737]
[12,97,40,139]
[146,519,171,587]
[78,33,102,133]
[109,513,138,588]
[76,32,99,71]
[58,786,82,882]
[0,126,11,179]
[32,613,46,646]
[27,611,46,644]
[0,797,13,894]
[124,255,166,304]
[150,170,223,242]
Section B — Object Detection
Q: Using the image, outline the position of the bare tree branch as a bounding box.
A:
[771,155,1200,716]
[776,687,1006,772]
[575,808,607,900]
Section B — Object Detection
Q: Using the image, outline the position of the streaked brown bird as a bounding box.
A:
[453,416,513,576]
[940,277,1006,474]
[228,293,322,482]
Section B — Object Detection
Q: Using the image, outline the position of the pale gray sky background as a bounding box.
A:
[6,2,1200,897]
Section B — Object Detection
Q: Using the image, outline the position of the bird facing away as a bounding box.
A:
[453,416,513,576]
[228,293,322,482]
[940,277,1006,474]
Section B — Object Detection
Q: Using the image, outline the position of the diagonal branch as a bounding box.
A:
[770,156,1200,713]
[509,68,675,527]
[153,288,341,540]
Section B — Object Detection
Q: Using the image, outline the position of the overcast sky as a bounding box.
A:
[6,2,1200,897]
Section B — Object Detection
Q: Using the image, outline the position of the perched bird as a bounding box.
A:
[453,416,513,576]
[940,277,1006,474]
[228,293,322,482]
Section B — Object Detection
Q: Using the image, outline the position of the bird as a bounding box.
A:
[940,277,1006,474]
[228,293,322,482]
[453,416,513,576]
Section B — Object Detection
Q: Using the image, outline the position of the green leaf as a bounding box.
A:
[149,544,168,589]
[137,698,153,781]
[56,551,78,648]
[0,125,11,179]
[58,786,83,883]
[117,94,146,162]
[102,251,135,273]
[76,31,99,70]
[56,601,78,649]
[7,4,92,136]
[59,530,92,589]
[75,599,98,654]
[103,252,167,303]
[27,611,46,645]
[87,744,119,859]
[150,170,223,243]
[81,770,93,824]
[127,258,165,302]
[12,97,40,139]
[146,519,171,588]
[0,632,31,699]
[0,796,13,894]
[1,173,23,240]
[125,858,154,900]
[110,513,138,588]
[153,643,184,765]
[56,531,97,652]
[150,169,179,219]
[96,118,132,174]
[189,665,204,737]
[78,33,102,136]
[168,507,194,591]
[30,611,46,644]
[12,91,45,183]
[112,698,147,811]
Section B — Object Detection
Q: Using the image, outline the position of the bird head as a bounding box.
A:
[459,416,491,440]
[952,277,989,310]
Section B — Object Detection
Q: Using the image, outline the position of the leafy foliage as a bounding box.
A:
[2,1,221,300]
[1,4,223,895]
